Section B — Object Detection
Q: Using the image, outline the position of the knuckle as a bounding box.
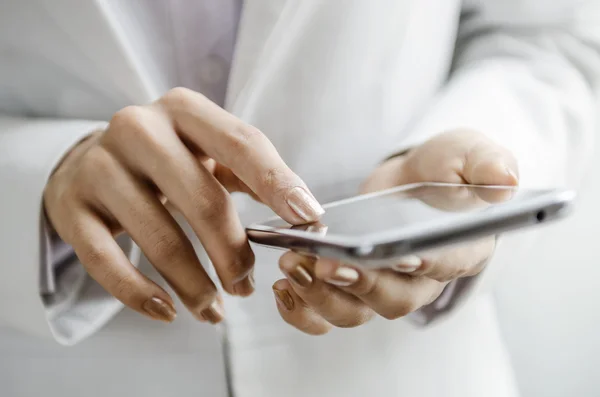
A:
[81,146,115,178]
[113,275,136,297]
[331,310,373,328]
[148,230,187,263]
[451,265,468,280]
[232,123,264,145]
[414,259,435,275]
[225,245,255,278]
[79,245,111,270]
[381,299,419,320]
[161,87,197,109]
[465,261,486,278]
[299,324,331,336]
[225,123,265,156]
[44,178,81,220]
[352,273,380,298]
[109,106,164,149]
[432,264,464,282]
[110,106,147,133]
[426,284,446,306]
[60,181,84,205]
[278,251,303,270]
[193,186,232,223]
[261,166,283,186]
[76,147,118,196]
[260,167,287,192]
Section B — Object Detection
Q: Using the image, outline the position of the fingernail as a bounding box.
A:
[200,300,225,324]
[325,266,359,287]
[286,187,325,223]
[286,265,313,288]
[392,255,422,273]
[273,287,295,311]
[506,167,519,185]
[306,224,329,235]
[233,271,255,297]
[142,297,177,323]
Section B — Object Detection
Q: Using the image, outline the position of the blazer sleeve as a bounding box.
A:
[0,115,139,345]
[401,0,600,324]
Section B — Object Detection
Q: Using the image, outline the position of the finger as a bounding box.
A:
[212,162,261,201]
[104,109,255,297]
[194,157,260,201]
[404,236,496,282]
[315,260,445,320]
[462,140,519,202]
[67,209,178,323]
[279,252,374,328]
[93,157,224,322]
[158,88,325,224]
[411,184,492,212]
[272,279,332,335]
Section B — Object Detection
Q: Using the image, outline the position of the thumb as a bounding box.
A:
[462,142,519,186]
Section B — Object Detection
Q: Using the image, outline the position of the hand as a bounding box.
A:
[272,130,518,334]
[44,87,324,324]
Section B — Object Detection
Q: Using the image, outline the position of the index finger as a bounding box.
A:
[158,88,324,225]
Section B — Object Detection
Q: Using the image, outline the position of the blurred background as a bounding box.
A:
[494,149,600,396]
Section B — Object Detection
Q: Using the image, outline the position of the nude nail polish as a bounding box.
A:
[392,255,422,273]
[233,271,255,297]
[286,265,313,288]
[506,167,519,185]
[286,187,325,222]
[200,300,225,324]
[143,297,177,323]
[273,288,294,311]
[325,266,359,287]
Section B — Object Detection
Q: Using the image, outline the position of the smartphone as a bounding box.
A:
[245,183,575,268]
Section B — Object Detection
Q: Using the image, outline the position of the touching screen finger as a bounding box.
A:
[107,108,254,297]
[158,88,324,225]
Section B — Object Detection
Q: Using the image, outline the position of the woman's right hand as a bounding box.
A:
[43,87,324,324]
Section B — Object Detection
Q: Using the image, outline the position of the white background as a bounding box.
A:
[494,150,600,396]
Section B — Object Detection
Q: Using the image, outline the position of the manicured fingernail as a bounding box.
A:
[286,265,313,288]
[200,300,225,324]
[143,297,177,323]
[392,255,422,273]
[233,271,255,297]
[273,287,295,311]
[286,187,325,222]
[325,266,359,287]
[306,224,329,235]
[506,167,519,185]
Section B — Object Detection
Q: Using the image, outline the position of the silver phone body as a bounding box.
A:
[246,183,575,268]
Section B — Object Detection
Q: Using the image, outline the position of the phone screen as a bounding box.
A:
[257,184,549,240]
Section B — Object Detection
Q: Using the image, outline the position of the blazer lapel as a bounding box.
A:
[40,0,157,104]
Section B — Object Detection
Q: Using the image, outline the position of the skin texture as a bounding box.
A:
[273,130,519,335]
[43,87,324,324]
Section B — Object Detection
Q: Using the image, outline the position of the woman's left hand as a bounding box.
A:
[272,129,519,334]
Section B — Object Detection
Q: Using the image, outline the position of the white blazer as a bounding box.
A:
[1,1,598,396]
